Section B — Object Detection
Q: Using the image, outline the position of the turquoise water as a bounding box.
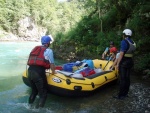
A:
[0,42,150,113]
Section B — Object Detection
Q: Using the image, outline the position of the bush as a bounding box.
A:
[134,53,150,72]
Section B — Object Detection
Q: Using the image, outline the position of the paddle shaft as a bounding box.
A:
[103,55,112,70]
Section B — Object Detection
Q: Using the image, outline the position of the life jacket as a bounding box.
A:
[27,46,50,69]
[110,47,117,54]
[104,47,117,61]
[124,39,136,57]
[105,47,117,55]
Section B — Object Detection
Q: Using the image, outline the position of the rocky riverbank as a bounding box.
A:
[0,17,46,42]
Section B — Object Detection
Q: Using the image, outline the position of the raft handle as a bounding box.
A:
[105,76,108,81]
[66,79,71,85]
[74,86,82,91]
[91,82,95,88]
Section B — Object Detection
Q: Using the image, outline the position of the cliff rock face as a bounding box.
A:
[0,17,47,41]
[17,17,47,41]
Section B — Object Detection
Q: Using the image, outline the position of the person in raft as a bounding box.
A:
[113,29,136,100]
[27,35,55,108]
[101,41,117,61]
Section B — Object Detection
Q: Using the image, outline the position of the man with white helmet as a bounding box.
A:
[27,35,55,108]
[113,29,136,100]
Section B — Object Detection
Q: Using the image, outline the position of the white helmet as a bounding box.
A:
[123,29,132,36]
[48,34,54,44]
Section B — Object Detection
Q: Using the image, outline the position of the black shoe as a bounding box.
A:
[113,95,126,100]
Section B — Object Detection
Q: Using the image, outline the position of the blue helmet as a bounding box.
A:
[41,35,51,45]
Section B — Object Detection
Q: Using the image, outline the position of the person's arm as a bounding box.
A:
[111,53,116,61]
[116,51,124,69]
[110,56,118,70]
[44,48,56,74]
[102,47,109,59]
[116,39,127,69]
[50,63,55,75]
[102,53,105,59]
[110,52,120,70]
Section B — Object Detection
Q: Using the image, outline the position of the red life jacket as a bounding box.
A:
[27,46,50,69]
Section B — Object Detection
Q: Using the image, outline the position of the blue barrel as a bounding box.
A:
[63,63,76,72]
[82,59,94,69]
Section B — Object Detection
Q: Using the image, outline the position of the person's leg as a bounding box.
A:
[35,77,47,108]
[28,70,38,104]
[118,66,127,98]
[122,68,131,96]
[122,58,133,96]
[28,80,38,104]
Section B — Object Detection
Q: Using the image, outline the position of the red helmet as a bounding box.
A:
[110,47,117,53]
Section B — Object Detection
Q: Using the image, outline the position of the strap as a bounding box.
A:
[124,54,133,57]
[123,39,130,57]
[124,39,130,53]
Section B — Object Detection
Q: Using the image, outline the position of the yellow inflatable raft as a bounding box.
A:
[22,59,118,97]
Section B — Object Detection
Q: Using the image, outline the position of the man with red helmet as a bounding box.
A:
[102,41,117,61]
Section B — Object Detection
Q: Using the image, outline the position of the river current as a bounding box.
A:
[0,42,149,113]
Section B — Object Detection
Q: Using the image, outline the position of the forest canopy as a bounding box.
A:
[0,0,149,72]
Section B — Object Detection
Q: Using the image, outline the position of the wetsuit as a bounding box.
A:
[118,37,136,98]
[28,65,47,107]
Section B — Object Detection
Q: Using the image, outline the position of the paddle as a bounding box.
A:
[103,55,112,70]
[56,70,73,77]
[56,70,84,78]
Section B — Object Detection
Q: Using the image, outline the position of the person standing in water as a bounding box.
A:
[27,35,55,108]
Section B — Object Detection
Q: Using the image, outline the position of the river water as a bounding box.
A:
[0,42,150,113]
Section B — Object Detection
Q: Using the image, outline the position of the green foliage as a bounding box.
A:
[54,0,149,72]
[134,53,150,72]
[0,0,86,35]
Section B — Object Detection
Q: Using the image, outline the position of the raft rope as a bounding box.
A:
[47,72,117,86]
[26,65,28,77]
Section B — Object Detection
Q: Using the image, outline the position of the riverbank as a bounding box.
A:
[0,40,39,42]
[0,37,40,42]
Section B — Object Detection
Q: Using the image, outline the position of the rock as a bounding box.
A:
[17,17,47,41]
[142,69,150,79]
[0,31,18,41]
[0,16,47,42]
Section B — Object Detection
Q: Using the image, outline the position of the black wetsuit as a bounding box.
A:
[118,57,133,97]
[28,65,47,107]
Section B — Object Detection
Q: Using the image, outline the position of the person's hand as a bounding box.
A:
[109,66,113,70]
[101,56,104,60]
[51,71,57,75]
[116,64,119,70]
